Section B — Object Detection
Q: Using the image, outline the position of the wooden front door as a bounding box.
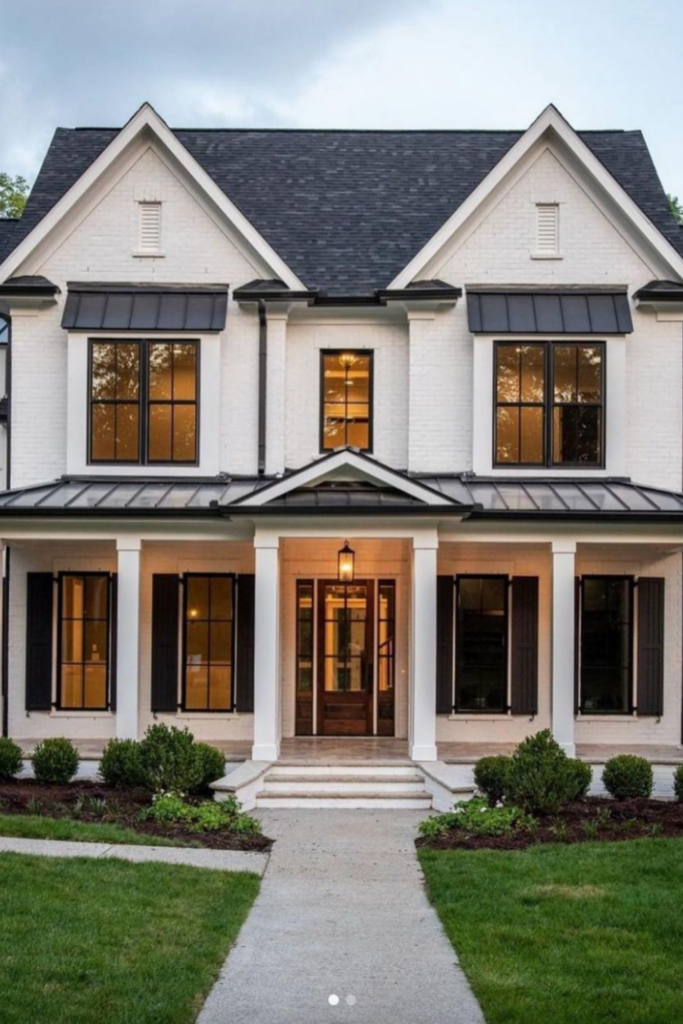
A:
[317,581,374,735]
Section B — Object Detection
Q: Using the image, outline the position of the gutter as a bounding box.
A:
[257,299,267,475]
[2,548,9,737]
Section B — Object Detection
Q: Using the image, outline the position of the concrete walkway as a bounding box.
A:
[0,836,269,875]
[198,809,485,1024]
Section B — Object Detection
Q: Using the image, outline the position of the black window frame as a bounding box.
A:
[56,571,113,712]
[88,337,200,467]
[454,574,510,715]
[319,349,374,453]
[578,574,635,715]
[493,340,605,469]
[181,572,236,713]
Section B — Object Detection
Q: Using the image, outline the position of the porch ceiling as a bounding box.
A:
[1,473,683,522]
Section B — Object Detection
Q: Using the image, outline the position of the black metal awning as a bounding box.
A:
[62,283,229,332]
[0,474,682,522]
[466,287,633,334]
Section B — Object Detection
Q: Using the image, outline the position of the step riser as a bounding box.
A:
[257,796,433,810]
[263,780,427,795]
[267,765,415,778]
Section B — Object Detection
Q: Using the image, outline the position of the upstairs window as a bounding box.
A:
[495,342,604,467]
[90,339,198,465]
[321,351,372,451]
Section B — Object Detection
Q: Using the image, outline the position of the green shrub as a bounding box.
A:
[566,759,593,801]
[194,743,226,790]
[0,738,23,781]
[602,755,653,800]
[139,724,203,795]
[474,756,511,806]
[674,764,683,802]
[99,739,146,788]
[32,738,79,785]
[144,792,261,835]
[418,797,534,839]
[504,729,577,815]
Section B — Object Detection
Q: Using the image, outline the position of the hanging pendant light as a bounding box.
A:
[337,541,355,583]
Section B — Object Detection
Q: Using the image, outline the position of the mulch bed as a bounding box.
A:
[0,780,272,851]
[416,797,683,851]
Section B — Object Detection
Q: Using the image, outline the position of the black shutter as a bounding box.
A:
[436,576,454,714]
[510,576,539,715]
[109,574,118,712]
[574,577,581,714]
[25,573,54,711]
[151,574,180,713]
[637,577,665,716]
[235,574,255,712]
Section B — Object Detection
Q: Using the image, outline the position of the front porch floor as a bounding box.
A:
[18,736,683,765]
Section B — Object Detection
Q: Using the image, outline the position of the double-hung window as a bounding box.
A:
[321,350,372,451]
[89,339,198,464]
[495,342,604,467]
[455,576,508,713]
[183,575,235,711]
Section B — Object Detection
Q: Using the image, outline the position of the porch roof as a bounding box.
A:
[1,473,683,522]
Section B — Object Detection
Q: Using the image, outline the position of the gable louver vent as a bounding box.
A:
[138,202,162,254]
[534,203,559,257]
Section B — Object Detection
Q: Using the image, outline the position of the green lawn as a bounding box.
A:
[419,838,683,1024]
[0,852,260,1024]
[0,812,195,846]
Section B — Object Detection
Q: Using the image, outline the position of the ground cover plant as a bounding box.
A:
[0,852,260,1024]
[419,838,683,1024]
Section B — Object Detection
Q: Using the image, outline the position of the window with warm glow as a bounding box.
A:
[59,574,110,710]
[494,341,603,467]
[89,339,198,464]
[321,351,372,450]
[184,575,234,711]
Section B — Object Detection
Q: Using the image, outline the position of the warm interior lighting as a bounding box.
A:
[338,352,358,369]
[338,541,355,583]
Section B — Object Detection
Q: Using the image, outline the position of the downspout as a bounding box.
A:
[1,314,9,737]
[257,299,267,475]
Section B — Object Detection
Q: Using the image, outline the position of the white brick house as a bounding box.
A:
[0,102,682,802]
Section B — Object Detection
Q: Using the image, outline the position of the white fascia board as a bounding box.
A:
[389,104,683,289]
[234,450,452,507]
[0,102,306,290]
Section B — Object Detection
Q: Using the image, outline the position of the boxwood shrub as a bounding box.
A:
[99,738,147,788]
[504,729,577,815]
[32,737,80,785]
[602,755,653,800]
[673,763,683,802]
[0,737,23,781]
[139,724,203,795]
[194,743,226,790]
[474,755,511,806]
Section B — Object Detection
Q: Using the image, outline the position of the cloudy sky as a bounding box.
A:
[2,0,683,198]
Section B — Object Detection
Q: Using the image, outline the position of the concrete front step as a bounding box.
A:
[262,774,426,795]
[266,763,417,777]
[256,789,433,810]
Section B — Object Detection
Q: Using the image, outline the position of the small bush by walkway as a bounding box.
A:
[0,852,260,1024]
[420,838,683,1024]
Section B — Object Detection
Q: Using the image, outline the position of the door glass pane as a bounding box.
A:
[456,577,507,712]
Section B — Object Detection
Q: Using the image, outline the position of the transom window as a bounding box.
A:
[456,576,508,713]
[495,342,604,467]
[579,576,633,714]
[89,339,198,464]
[59,573,111,710]
[183,575,234,711]
[321,351,372,451]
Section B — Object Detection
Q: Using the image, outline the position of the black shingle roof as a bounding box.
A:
[4,125,683,295]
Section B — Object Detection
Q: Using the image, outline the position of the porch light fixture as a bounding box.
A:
[338,541,355,583]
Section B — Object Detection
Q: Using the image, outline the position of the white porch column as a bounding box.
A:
[551,539,577,756]
[410,532,438,762]
[252,532,281,761]
[116,538,141,739]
